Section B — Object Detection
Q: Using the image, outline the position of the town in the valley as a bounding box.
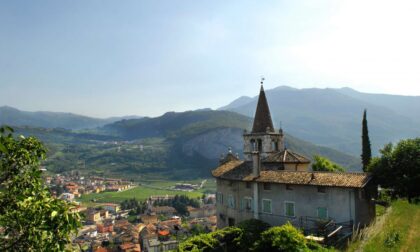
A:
[46,172,216,252]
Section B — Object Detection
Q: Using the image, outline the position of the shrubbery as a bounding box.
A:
[177,226,243,252]
[177,220,330,252]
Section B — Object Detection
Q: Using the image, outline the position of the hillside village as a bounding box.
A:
[44,173,216,252]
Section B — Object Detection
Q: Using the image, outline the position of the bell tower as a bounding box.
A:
[243,78,284,161]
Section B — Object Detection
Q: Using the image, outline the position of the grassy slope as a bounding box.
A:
[348,200,420,252]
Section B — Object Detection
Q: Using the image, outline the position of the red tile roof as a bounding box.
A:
[212,160,372,188]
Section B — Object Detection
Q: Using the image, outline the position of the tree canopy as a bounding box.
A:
[361,109,372,171]
[0,126,80,251]
[312,155,345,172]
[177,221,328,252]
[369,138,420,202]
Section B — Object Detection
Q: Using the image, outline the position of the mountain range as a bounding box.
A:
[11,110,361,179]
[0,106,141,130]
[219,86,420,156]
[2,86,419,178]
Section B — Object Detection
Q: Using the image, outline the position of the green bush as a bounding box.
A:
[237,219,271,250]
[255,222,307,252]
[178,226,243,252]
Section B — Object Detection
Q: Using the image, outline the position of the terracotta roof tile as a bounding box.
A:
[211,160,244,177]
[213,160,371,188]
[264,149,310,163]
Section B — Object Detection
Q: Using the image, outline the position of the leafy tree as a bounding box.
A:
[369,138,420,202]
[361,109,372,171]
[0,127,80,251]
[254,222,307,252]
[237,219,270,250]
[177,226,243,252]
[312,155,345,172]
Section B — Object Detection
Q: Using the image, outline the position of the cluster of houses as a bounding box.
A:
[72,195,217,252]
[45,174,134,200]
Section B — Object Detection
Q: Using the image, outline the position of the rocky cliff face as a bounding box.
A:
[182,128,244,159]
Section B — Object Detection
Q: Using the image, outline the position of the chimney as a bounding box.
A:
[252,151,260,177]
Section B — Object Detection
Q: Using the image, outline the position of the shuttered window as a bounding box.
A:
[241,197,253,211]
[228,195,235,209]
[317,207,328,219]
[285,202,295,217]
[262,199,272,214]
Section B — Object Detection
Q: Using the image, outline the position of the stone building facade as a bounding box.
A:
[212,82,376,231]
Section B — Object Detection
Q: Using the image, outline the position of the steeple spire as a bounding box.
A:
[252,78,274,133]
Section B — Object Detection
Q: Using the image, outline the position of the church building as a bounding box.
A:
[212,81,376,231]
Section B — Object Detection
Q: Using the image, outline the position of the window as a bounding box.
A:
[263,183,271,190]
[317,207,328,220]
[262,199,272,214]
[317,186,326,193]
[246,182,251,189]
[251,139,256,151]
[257,139,262,151]
[228,195,235,209]
[286,185,293,190]
[241,197,253,211]
[285,201,295,217]
[271,141,278,151]
[216,192,224,205]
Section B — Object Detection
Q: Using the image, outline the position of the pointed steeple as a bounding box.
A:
[252,79,274,133]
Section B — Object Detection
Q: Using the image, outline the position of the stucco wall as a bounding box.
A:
[216,179,373,229]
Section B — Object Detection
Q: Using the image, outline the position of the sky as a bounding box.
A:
[1,0,420,118]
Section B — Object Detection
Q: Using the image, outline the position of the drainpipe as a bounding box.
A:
[252,151,260,219]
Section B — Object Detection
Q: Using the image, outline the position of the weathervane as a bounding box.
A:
[260,76,265,85]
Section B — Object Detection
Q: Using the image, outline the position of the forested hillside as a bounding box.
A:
[11,110,361,180]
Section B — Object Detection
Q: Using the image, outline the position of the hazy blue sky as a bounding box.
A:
[1,0,419,117]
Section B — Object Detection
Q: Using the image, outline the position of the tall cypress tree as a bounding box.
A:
[361,109,372,171]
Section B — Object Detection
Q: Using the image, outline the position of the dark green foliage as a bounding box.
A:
[178,222,330,252]
[236,219,270,250]
[0,127,81,251]
[369,138,420,202]
[121,198,147,214]
[177,226,243,252]
[312,155,345,172]
[361,109,372,171]
[154,194,200,216]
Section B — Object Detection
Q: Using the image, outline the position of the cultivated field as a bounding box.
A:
[78,180,214,204]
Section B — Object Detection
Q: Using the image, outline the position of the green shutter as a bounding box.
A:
[285,202,294,216]
[317,207,327,219]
